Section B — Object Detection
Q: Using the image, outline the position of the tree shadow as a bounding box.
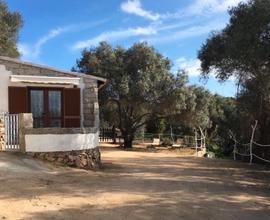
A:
[0,149,269,220]
[19,194,270,220]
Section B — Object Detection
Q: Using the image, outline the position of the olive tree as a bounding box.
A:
[74,42,186,148]
[0,1,22,57]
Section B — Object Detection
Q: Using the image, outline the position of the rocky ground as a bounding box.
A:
[0,145,269,220]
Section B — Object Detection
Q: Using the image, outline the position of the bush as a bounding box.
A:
[207,143,226,158]
[161,137,173,146]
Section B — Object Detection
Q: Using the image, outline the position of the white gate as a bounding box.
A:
[0,113,20,151]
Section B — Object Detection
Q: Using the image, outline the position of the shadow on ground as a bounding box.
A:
[0,147,269,220]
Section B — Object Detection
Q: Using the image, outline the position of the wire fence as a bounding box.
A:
[99,127,207,156]
[135,130,207,157]
[231,121,270,164]
[134,132,197,147]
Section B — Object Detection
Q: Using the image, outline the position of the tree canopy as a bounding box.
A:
[74,41,233,150]
[74,42,188,148]
[198,0,270,82]
[0,1,22,58]
[198,0,270,160]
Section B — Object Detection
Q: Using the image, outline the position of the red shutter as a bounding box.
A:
[8,87,28,113]
[63,88,81,128]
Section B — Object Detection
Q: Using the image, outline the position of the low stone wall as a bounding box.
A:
[0,115,5,150]
[30,148,101,170]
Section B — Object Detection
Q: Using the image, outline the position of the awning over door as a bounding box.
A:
[10,75,81,86]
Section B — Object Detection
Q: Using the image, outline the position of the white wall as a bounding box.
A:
[25,132,99,152]
[0,65,11,113]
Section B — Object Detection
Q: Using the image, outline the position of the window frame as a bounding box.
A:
[28,87,64,128]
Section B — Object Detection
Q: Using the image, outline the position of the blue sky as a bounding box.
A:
[6,0,247,97]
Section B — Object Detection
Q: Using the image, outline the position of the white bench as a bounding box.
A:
[151,138,161,146]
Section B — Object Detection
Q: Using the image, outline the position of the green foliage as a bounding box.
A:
[167,84,212,133]
[207,95,237,155]
[0,1,22,58]
[74,42,185,148]
[161,137,173,146]
[145,115,166,134]
[198,0,270,159]
[198,0,270,82]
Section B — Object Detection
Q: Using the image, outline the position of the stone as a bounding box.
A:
[28,148,101,170]
[57,157,64,162]
[75,156,82,168]
[0,117,5,150]
[80,154,88,167]
[68,155,75,161]
[46,156,57,162]
[206,152,215,158]
[39,153,45,158]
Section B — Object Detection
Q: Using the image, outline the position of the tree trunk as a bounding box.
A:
[123,134,134,148]
[112,125,116,144]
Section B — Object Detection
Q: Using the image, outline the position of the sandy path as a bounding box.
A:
[0,147,269,220]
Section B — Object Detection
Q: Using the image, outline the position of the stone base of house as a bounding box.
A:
[0,115,5,151]
[29,148,101,169]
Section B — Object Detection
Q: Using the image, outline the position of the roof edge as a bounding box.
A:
[0,56,107,83]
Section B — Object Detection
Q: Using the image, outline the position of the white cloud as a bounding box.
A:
[175,57,201,76]
[188,0,248,16]
[146,21,225,45]
[139,0,248,46]
[121,0,160,21]
[18,20,109,61]
[34,27,71,57]
[162,0,248,20]
[18,26,73,60]
[18,43,31,58]
[72,26,157,50]
[217,0,247,11]
[175,57,236,81]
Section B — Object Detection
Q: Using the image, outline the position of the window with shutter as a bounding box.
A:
[8,86,81,128]
[8,87,28,113]
[29,88,63,128]
[63,88,81,128]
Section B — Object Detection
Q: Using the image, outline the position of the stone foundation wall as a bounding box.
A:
[30,148,101,170]
[0,115,5,150]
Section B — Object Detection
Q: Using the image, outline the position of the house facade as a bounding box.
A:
[0,56,106,169]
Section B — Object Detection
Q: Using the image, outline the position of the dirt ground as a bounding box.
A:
[0,145,270,220]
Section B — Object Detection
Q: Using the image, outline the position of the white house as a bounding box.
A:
[0,56,106,169]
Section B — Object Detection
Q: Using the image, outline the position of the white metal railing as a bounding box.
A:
[3,113,20,151]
